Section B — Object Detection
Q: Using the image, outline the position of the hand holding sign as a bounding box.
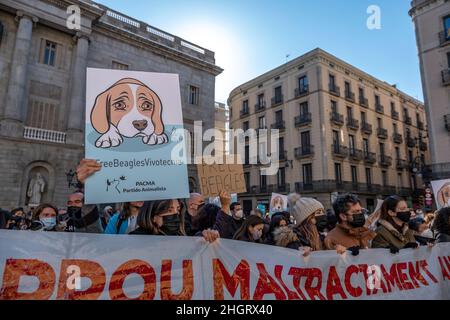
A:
[219,191,232,213]
[76,159,102,185]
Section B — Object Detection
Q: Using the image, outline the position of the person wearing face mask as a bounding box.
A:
[65,192,103,233]
[432,207,450,243]
[185,193,205,236]
[324,194,376,256]
[130,199,219,243]
[371,195,418,252]
[104,202,145,234]
[213,191,245,239]
[232,215,265,243]
[31,203,62,231]
[273,195,325,256]
[264,213,289,245]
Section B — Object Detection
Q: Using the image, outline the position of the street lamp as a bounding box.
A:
[65,169,79,189]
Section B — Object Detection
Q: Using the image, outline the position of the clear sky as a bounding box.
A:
[98,0,423,104]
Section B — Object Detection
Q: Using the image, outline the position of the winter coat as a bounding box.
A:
[273,226,310,250]
[104,212,129,234]
[214,210,244,239]
[436,232,450,243]
[371,219,417,250]
[67,205,103,233]
[324,223,376,250]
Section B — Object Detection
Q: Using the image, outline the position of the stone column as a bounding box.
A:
[0,11,38,137]
[66,32,90,145]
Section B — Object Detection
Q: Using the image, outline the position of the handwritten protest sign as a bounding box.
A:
[431,179,450,209]
[197,157,246,198]
[84,68,189,204]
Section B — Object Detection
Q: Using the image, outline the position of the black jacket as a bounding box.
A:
[436,232,450,243]
[184,211,198,236]
[214,210,244,239]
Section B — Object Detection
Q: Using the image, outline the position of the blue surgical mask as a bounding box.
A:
[40,217,56,230]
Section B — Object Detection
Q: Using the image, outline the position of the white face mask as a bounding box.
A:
[252,229,262,241]
[40,217,56,230]
[234,210,244,219]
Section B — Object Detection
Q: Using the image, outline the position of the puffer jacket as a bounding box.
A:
[371,219,417,250]
[273,226,310,250]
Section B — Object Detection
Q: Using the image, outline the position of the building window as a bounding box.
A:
[277,167,286,186]
[303,164,313,185]
[298,75,308,93]
[379,142,385,155]
[258,116,266,129]
[393,123,398,134]
[347,106,353,119]
[279,136,285,156]
[274,86,283,103]
[260,174,267,188]
[351,166,358,184]
[332,130,339,146]
[377,117,382,129]
[365,168,372,185]
[361,111,366,123]
[257,93,265,107]
[275,110,283,123]
[244,145,249,164]
[349,134,355,151]
[243,121,249,132]
[331,100,338,113]
[189,85,200,105]
[242,100,249,113]
[363,138,369,154]
[335,163,342,184]
[112,61,129,70]
[447,52,450,68]
[345,81,351,97]
[329,74,336,87]
[382,170,388,186]
[300,102,309,116]
[395,147,400,160]
[244,172,250,191]
[416,113,420,126]
[375,94,380,106]
[397,172,402,189]
[359,87,365,99]
[444,15,450,41]
[43,40,57,66]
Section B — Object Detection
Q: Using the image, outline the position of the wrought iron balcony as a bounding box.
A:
[396,159,408,170]
[329,84,340,97]
[393,133,403,144]
[361,122,373,135]
[406,136,416,148]
[375,103,384,114]
[295,182,314,192]
[277,184,290,193]
[254,101,266,113]
[294,86,309,98]
[379,154,393,167]
[294,145,314,159]
[271,95,284,107]
[330,112,344,126]
[404,115,412,125]
[359,97,368,108]
[391,110,399,120]
[240,108,250,118]
[363,152,376,164]
[377,128,388,139]
[271,120,285,131]
[346,118,359,130]
[294,113,312,127]
[439,30,450,46]
[345,91,355,103]
[332,144,348,158]
[349,148,363,161]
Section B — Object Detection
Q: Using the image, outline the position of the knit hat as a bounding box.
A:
[288,193,324,227]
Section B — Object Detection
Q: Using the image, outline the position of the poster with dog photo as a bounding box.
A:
[84,68,189,204]
[269,193,288,214]
[431,179,450,209]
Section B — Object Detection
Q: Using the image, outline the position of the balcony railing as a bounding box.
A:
[361,122,373,135]
[271,95,284,107]
[277,184,290,193]
[379,154,393,167]
[332,144,348,158]
[419,141,428,151]
[396,159,408,170]
[295,182,314,192]
[345,91,355,103]
[406,136,416,148]
[254,101,266,113]
[363,152,377,164]
[346,118,359,130]
[294,146,314,159]
[330,112,344,126]
[375,103,384,114]
[391,110,399,120]
[439,31,450,46]
[271,120,286,131]
[294,113,312,127]
[393,133,403,144]
[23,127,66,144]
[349,148,363,161]
[294,86,309,98]
[240,108,250,118]
[329,84,340,97]
[377,128,388,139]
[417,120,424,130]
[359,97,368,108]
[404,115,412,125]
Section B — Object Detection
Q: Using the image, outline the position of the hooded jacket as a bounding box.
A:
[371,219,417,249]
[324,223,376,250]
[214,210,244,239]
[273,226,310,250]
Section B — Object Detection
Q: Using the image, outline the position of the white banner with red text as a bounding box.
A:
[0,230,449,300]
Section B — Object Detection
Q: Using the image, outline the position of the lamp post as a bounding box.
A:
[65,169,79,189]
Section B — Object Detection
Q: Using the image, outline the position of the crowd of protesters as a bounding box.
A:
[0,158,449,255]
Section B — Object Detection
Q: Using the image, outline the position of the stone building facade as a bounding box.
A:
[228,48,431,213]
[0,0,222,209]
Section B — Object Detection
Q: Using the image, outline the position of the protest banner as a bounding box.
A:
[0,230,449,300]
[84,69,189,204]
[269,193,288,214]
[431,179,450,209]
[197,157,246,198]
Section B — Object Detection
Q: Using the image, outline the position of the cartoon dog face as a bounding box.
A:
[91,78,168,148]
[437,183,450,208]
[271,196,284,212]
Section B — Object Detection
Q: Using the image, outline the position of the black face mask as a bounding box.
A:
[161,214,181,235]
[396,211,411,223]
[315,215,328,232]
[67,206,82,219]
[348,213,366,228]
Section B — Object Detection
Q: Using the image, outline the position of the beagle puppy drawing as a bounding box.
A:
[437,183,450,208]
[91,78,168,148]
[271,195,284,212]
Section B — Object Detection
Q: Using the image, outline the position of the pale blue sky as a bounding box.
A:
[98,0,423,104]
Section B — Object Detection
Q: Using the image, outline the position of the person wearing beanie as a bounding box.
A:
[324,194,376,256]
[273,193,327,256]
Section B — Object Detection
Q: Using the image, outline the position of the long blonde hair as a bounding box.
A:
[297,213,322,251]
